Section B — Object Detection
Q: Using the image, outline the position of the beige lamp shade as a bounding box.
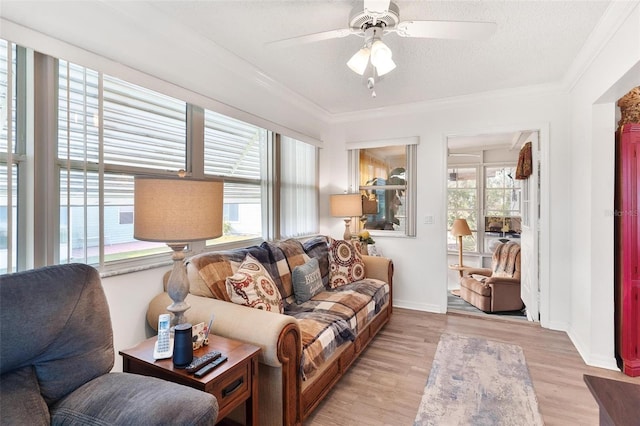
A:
[451,218,472,237]
[134,177,224,242]
[330,193,363,217]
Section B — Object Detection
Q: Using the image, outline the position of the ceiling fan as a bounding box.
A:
[269,0,496,97]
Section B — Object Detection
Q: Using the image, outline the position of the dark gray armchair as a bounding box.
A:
[0,263,218,425]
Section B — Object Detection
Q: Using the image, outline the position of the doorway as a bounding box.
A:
[445,129,543,322]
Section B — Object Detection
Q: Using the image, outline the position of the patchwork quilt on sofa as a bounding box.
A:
[186,235,389,380]
[286,279,389,379]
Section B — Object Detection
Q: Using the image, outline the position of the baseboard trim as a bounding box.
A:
[543,320,570,332]
[567,328,621,372]
[394,300,445,314]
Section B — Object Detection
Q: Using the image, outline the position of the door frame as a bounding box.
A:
[443,123,550,327]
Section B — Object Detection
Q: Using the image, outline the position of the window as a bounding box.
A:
[204,109,267,244]
[446,162,521,254]
[447,167,478,252]
[58,61,187,266]
[484,166,521,252]
[485,166,520,217]
[280,136,318,238]
[0,40,20,273]
[6,41,320,274]
[350,139,417,237]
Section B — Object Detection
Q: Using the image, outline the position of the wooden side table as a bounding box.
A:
[448,264,471,278]
[120,334,260,425]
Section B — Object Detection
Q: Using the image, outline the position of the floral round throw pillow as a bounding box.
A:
[226,253,283,313]
[327,238,365,289]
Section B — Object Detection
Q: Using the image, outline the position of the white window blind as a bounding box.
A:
[1,39,18,273]
[103,76,186,170]
[58,63,187,170]
[58,60,185,266]
[204,109,265,242]
[204,109,263,180]
[1,39,16,154]
[280,136,318,238]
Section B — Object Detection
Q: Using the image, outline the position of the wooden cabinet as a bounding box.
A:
[615,123,640,377]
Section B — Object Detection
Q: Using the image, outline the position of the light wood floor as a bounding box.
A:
[305,307,640,426]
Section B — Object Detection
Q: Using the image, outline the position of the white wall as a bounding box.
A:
[319,88,571,320]
[567,3,640,370]
[101,267,168,371]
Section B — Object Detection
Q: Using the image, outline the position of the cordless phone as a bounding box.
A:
[153,314,173,360]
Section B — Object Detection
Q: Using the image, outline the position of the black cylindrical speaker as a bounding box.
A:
[173,323,193,368]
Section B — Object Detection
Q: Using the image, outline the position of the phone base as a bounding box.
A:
[153,338,174,360]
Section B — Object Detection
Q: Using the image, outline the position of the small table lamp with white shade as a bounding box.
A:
[330,193,363,240]
[134,176,223,326]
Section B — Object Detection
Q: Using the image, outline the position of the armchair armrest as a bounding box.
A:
[462,267,492,277]
[147,293,300,368]
[485,277,520,286]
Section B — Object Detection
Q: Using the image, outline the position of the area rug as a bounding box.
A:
[414,334,543,426]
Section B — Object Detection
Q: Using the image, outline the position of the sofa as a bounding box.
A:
[0,263,218,426]
[147,235,393,426]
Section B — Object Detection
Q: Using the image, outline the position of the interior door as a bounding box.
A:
[519,132,539,321]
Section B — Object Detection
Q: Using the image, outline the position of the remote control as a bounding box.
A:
[194,356,228,378]
[185,351,222,373]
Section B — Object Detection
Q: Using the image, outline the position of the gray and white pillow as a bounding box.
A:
[292,257,324,304]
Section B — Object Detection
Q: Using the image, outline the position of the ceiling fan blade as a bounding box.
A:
[364,0,391,15]
[266,28,356,48]
[396,20,496,40]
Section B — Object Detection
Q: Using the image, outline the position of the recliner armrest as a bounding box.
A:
[487,279,524,312]
[51,373,217,425]
[485,277,520,286]
[461,267,492,277]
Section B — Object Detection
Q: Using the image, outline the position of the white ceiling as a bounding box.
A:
[0,0,611,117]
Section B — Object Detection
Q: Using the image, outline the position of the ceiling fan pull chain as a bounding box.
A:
[367,77,377,98]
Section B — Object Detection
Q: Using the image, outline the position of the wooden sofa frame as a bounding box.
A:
[278,260,393,424]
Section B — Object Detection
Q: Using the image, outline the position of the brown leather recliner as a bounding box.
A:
[460,242,524,313]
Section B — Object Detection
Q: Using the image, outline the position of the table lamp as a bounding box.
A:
[134,176,223,325]
[451,218,472,268]
[330,193,363,240]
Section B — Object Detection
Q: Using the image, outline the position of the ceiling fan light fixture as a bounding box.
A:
[347,46,370,75]
[370,40,392,67]
[375,57,396,76]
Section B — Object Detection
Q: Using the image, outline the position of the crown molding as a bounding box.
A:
[328,82,566,124]
[562,0,640,92]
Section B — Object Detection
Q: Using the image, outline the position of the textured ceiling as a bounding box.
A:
[0,0,611,115]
